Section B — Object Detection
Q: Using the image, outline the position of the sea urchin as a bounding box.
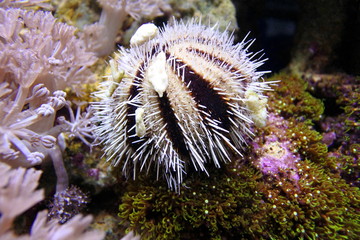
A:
[93,19,273,192]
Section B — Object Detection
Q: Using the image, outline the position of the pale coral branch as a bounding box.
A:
[0,162,44,235]
[0,0,53,10]
[30,210,105,240]
[0,161,104,239]
[83,0,170,56]
[47,145,69,193]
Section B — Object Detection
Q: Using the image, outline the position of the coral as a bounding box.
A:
[118,158,360,239]
[267,74,324,121]
[303,73,359,186]
[0,8,97,94]
[0,80,95,191]
[0,82,66,167]
[0,8,97,193]
[257,159,360,239]
[307,73,359,144]
[286,120,328,166]
[0,162,104,239]
[328,147,359,188]
[1,2,358,239]
[264,73,336,171]
[2,210,105,240]
[0,162,44,235]
[27,210,104,240]
[120,231,140,240]
[0,7,98,235]
[82,0,170,56]
[118,166,263,240]
[252,113,301,182]
[0,0,52,9]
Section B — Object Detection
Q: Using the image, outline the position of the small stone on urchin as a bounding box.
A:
[130,23,159,46]
[135,107,146,137]
[147,51,169,97]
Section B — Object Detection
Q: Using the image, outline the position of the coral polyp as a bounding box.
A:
[93,19,274,191]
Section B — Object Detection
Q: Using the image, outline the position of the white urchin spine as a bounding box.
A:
[93,19,275,192]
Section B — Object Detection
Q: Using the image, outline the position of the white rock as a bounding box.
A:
[130,23,159,46]
[135,107,146,138]
[147,51,168,97]
[245,90,268,128]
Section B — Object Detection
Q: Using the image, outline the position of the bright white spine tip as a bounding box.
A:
[92,19,274,192]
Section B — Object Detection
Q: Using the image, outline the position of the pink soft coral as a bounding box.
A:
[0,162,105,239]
[0,8,97,94]
[83,0,171,56]
[0,8,97,192]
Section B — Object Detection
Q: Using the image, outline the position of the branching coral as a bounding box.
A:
[0,8,99,227]
[0,80,95,191]
[26,210,104,240]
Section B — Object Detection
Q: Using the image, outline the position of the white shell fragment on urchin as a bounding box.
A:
[92,19,273,192]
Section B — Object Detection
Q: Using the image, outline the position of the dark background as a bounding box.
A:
[231,0,360,75]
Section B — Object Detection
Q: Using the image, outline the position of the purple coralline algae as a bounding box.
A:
[252,113,300,182]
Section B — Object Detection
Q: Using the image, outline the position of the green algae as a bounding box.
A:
[117,73,360,239]
[267,74,324,121]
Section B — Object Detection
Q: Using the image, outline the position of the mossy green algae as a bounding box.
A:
[117,73,360,239]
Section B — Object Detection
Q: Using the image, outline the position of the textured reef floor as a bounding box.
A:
[113,73,360,239]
